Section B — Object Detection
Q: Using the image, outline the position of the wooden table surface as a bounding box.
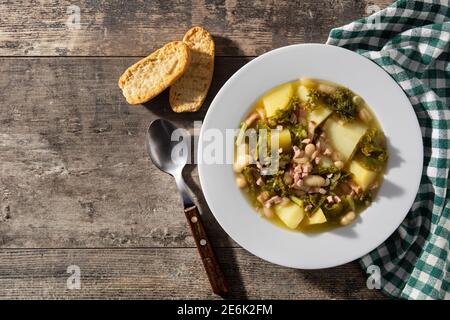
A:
[0,0,392,299]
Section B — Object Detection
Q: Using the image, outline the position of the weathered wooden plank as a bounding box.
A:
[0,0,392,56]
[0,56,250,248]
[0,248,384,299]
[0,0,395,301]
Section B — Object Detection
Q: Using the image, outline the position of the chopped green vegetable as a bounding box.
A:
[256,120,271,131]
[267,96,300,127]
[309,166,351,191]
[287,123,308,145]
[356,128,388,171]
[263,170,290,197]
[304,90,322,110]
[305,88,357,121]
[278,153,292,168]
[327,88,357,121]
[356,191,373,208]
[344,195,356,211]
[322,202,344,217]
[329,170,351,190]
[304,194,327,215]
[312,165,341,175]
[242,167,258,194]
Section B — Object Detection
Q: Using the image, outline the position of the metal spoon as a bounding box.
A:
[146,119,228,297]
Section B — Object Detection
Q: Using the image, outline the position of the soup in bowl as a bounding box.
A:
[233,78,388,232]
[198,44,422,268]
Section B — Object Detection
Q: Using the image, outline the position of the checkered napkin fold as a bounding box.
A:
[327,0,449,300]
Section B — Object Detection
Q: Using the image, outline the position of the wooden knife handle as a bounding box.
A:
[184,205,229,297]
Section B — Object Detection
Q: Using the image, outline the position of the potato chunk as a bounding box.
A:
[349,161,377,190]
[290,196,327,226]
[289,196,303,207]
[274,200,305,229]
[262,83,294,118]
[309,105,333,126]
[302,207,327,226]
[323,118,367,161]
[278,129,292,151]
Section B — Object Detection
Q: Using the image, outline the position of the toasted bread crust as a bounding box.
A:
[118,41,191,105]
[169,27,215,112]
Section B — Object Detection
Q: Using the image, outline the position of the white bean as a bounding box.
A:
[359,108,372,123]
[317,83,337,95]
[236,175,247,188]
[331,152,343,162]
[304,143,316,157]
[303,175,326,187]
[352,95,363,106]
[334,160,344,169]
[340,211,356,226]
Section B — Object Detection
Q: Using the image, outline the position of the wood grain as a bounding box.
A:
[0,248,383,299]
[0,56,247,248]
[0,0,392,56]
[0,0,394,299]
[0,56,385,299]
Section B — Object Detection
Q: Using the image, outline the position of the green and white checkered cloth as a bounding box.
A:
[327,0,449,300]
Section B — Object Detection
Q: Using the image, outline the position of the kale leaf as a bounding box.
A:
[356,128,388,171]
[305,88,357,121]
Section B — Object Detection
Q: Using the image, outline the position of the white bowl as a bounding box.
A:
[198,44,423,269]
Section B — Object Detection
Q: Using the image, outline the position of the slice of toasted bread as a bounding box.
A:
[169,27,215,112]
[118,41,191,105]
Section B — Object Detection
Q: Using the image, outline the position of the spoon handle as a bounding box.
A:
[184,205,229,297]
